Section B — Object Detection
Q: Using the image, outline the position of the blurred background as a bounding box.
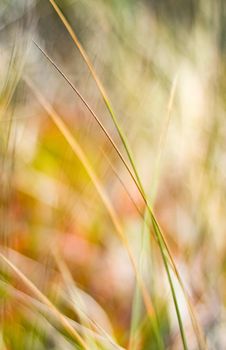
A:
[0,0,226,349]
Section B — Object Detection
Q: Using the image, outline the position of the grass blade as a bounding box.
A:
[25,77,163,342]
[0,251,89,350]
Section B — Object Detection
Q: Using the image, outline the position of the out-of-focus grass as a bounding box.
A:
[0,0,226,349]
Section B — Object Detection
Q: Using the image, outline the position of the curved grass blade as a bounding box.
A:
[52,250,124,350]
[44,4,208,346]
[0,251,90,350]
[25,77,165,344]
[0,279,124,350]
[32,35,204,348]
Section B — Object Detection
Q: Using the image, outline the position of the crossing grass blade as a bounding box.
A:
[45,3,208,348]
[24,77,167,346]
[0,251,90,350]
[0,268,124,350]
[52,249,125,350]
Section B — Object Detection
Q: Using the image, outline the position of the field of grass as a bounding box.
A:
[0,0,226,349]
